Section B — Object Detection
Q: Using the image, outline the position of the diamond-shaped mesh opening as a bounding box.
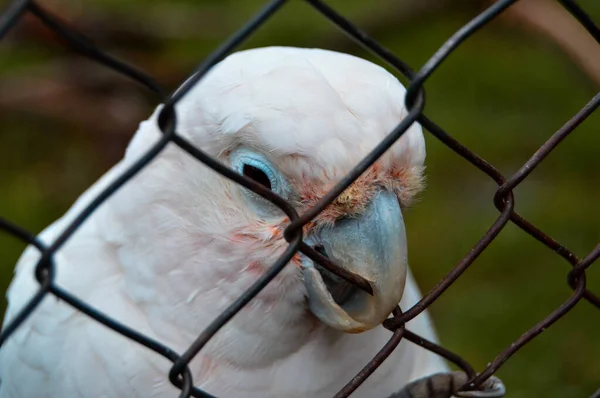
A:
[0,1,598,397]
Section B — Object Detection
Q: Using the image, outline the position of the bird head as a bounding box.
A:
[109,46,425,366]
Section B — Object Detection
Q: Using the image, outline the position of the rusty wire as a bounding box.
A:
[0,0,599,397]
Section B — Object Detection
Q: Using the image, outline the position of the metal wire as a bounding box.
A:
[0,0,599,397]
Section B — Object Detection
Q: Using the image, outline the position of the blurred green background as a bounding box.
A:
[1,0,599,396]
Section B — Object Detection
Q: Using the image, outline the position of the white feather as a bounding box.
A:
[0,47,445,398]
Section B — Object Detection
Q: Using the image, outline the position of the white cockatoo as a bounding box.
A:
[0,46,449,398]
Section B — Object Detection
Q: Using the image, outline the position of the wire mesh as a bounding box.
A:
[0,0,599,397]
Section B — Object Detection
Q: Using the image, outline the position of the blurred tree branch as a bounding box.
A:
[498,0,600,88]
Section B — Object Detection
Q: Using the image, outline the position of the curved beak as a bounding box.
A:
[301,190,408,333]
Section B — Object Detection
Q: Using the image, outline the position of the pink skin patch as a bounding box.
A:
[246,261,264,273]
[297,161,425,227]
[231,161,424,273]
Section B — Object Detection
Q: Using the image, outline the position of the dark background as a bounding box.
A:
[1,1,599,396]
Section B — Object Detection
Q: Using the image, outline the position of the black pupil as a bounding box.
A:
[243,164,272,190]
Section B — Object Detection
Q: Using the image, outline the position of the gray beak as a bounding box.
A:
[301,190,408,333]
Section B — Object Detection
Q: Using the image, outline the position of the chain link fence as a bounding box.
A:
[0,0,599,397]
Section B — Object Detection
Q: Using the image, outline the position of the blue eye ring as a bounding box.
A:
[229,148,291,201]
[235,156,279,193]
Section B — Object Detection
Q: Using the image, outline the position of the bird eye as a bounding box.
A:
[242,164,272,190]
[229,148,292,219]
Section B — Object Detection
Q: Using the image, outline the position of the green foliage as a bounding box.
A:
[0,1,598,396]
